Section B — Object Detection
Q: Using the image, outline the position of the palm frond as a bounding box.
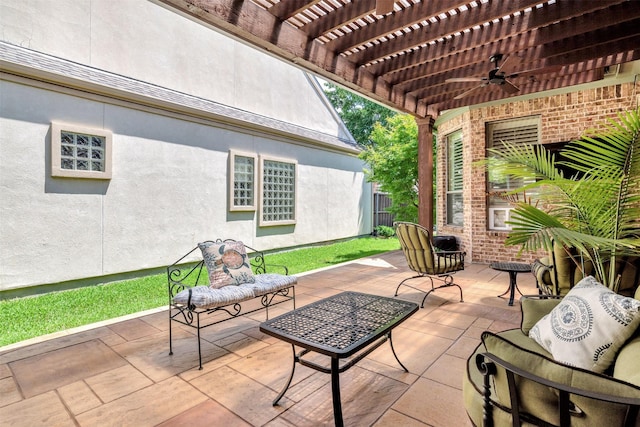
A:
[485,109,640,288]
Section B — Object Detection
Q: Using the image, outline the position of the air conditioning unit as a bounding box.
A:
[489,208,512,231]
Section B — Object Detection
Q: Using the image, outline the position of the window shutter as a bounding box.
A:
[448,132,463,191]
[488,117,539,149]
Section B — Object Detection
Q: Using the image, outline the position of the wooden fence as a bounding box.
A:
[373,192,394,228]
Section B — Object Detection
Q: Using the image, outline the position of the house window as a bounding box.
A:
[260,156,297,226]
[446,130,464,226]
[486,116,540,230]
[229,151,257,211]
[51,122,112,179]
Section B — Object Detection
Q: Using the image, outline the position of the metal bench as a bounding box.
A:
[168,239,296,369]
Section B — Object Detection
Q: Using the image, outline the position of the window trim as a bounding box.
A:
[229,150,257,212]
[259,155,297,227]
[51,122,112,179]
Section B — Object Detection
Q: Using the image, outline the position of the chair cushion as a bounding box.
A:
[520,296,562,335]
[172,285,255,309]
[481,330,640,426]
[199,240,255,288]
[529,276,640,373]
[432,254,463,274]
[531,257,553,294]
[613,334,640,387]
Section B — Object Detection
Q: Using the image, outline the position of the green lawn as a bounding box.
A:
[0,236,399,347]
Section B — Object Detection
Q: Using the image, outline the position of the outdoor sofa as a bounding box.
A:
[464,276,640,426]
[532,241,640,296]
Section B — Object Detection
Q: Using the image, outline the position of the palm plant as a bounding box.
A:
[486,108,640,290]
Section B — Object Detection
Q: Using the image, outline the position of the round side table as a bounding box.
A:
[490,262,532,306]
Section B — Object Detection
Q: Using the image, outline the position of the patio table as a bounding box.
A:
[259,291,418,427]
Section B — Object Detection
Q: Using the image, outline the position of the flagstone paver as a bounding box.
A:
[0,250,538,426]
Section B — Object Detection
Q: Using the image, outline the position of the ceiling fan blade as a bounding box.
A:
[454,84,486,100]
[446,77,485,83]
[375,0,394,14]
[501,80,520,94]
[507,64,564,78]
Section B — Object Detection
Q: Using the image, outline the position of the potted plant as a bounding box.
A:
[485,108,640,290]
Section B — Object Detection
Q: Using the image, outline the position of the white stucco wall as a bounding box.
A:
[0,79,372,290]
[0,0,346,138]
[0,0,372,291]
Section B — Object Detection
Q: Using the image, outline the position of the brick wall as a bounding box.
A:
[435,81,638,264]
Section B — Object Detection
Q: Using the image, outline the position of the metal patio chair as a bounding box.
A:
[394,221,465,307]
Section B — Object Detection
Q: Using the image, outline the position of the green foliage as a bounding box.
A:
[0,274,167,346]
[322,82,397,146]
[0,237,399,346]
[360,114,420,222]
[486,109,640,289]
[374,225,396,238]
[265,237,399,274]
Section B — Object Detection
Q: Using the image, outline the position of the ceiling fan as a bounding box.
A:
[446,54,522,100]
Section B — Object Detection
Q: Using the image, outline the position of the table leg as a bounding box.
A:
[496,272,523,306]
[508,271,517,306]
[273,344,297,406]
[331,357,344,427]
[388,332,409,372]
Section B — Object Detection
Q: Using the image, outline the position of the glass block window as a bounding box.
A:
[60,132,105,172]
[229,151,257,211]
[260,156,297,226]
[51,122,112,179]
[486,116,540,230]
[446,130,464,226]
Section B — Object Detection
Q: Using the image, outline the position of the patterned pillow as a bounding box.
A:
[198,241,255,289]
[529,276,640,373]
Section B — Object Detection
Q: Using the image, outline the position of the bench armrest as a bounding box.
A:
[263,263,289,275]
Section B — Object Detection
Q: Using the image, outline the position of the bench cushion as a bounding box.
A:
[248,274,298,296]
[173,285,255,309]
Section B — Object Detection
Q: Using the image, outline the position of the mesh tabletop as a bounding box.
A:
[260,291,418,357]
[490,262,532,273]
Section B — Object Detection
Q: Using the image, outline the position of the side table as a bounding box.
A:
[490,262,532,306]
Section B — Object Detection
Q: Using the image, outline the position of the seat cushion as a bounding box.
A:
[613,334,640,387]
[246,274,297,296]
[529,276,640,373]
[531,257,553,294]
[172,285,255,309]
[520,296,562,335]
[480,330,640,426]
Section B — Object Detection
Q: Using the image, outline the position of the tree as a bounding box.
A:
[360,115,419,222]
[322,82,397,146]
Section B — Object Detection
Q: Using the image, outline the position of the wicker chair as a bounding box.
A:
[394,222,465,307]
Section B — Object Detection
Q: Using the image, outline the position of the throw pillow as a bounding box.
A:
[198,241,255,288]
[529,276,640,373]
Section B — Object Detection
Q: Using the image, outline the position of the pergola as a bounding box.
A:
[156,0,640,232]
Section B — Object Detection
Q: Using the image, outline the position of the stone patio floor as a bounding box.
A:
[0,250,538,426]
